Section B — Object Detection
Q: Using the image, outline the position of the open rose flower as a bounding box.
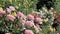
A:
[9,6,15,11]
[21,15,26,19]
[27,14,34,21]
[0,10,6,16]
[7,14,15,21]
[17,12,26,19]
[25,21,34,27]
[35,18,42,24]
[20,20,26,25]
[25,30,34,34]
[6,8,11,13]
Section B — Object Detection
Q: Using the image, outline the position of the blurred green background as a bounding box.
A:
[0,0,38,15]
[0,0,60,14]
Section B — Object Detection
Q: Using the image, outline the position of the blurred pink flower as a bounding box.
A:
[21,15,26,19]
[34,25,40,33]
[9,6,15,11]
[7,14,15,21]
[0,10,6,15]
[5,33,10,34]
[25,21,34,27]
[17,12,26,19]
[20,20,26,25]
[27,14,34,21]
[25,30,34,34]
[35,18,42,24]
[6,8,11,13]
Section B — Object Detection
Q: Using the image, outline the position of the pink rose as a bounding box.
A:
[9,6,15,11]
[0,10,6,15]
[25,21,34,27]
[6,8,11,13]
[20,20,26,25]
[25,30,34,34]
[21,15,26,19]
[27,14,34,21]
[17,12,26,19]
[7,14,15,21]
[35,18,42,24]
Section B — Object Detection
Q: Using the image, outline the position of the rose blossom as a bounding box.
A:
[7,14,15,21]
[35,18,42,24]
[27,14,34,21]
[25,30,34,34]
[25,21,34,27]
[0,10,6,15]
[17,12,26,19]
[9,6,15,11]
[20,20,26,25]
[6,8,11,13]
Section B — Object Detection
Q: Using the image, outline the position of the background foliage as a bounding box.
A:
[0,0,38,15]
[54,0,60,13]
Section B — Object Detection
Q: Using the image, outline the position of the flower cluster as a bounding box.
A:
[0,6,43,34]
[0,6,59,34]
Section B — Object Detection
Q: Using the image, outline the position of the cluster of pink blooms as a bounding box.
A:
[20,14,43,34]
[0,6,43,34]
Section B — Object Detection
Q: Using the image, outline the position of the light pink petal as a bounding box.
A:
[25,30,34,34]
